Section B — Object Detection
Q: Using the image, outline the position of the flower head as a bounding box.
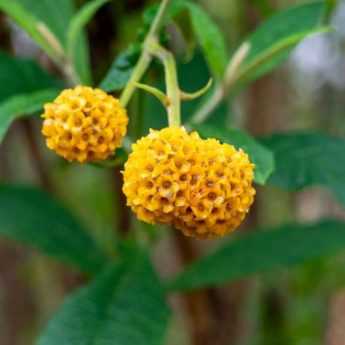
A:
[123,127,255,239]
[42,86,128,163]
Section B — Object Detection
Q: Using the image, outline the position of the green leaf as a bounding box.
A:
[0,185,107,274]
[236,1,328,84]
[169,220,345,291]
[0,0,91,84]
[100,46,140,92]
[0,51,61,142]
[0,1,55,57]
[0,89,59,142]
[0,51,60,102]
[185,2,228,78]
[37,251,170,345]
[195,124,274,185]
[67,0,109,72]
[261,132,345,205]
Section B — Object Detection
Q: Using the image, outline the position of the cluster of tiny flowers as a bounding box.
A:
[123,127,256,239]
[42,86,128,163]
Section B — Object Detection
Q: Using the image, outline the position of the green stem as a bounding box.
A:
[120,52,151,107]
[147,40,181,127]
[120,0,172,107]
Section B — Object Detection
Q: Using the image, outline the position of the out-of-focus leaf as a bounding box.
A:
[0,0,55,56]
[0,89,59,142]
[0,0,91,84]
[0,51,61,141]
[185,2,228,78]
[67,0,109,72]
[169,220,345,291]
[252,0,274,16]
[0,51,60,102]
[38,251,170,345]
[195,124,274,185]
[0,185,107,274]
[99,46,140,92]
[236,2,327,84]
[261,132,345,205]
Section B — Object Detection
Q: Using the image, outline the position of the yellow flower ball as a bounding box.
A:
[123,127,256,239]
[42,86,128,163]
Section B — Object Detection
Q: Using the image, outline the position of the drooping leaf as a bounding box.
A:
[261,132,345,205]
[185,2,228,78]
[0,89,59,142]
[236,2,328,84]
[0,185,107,274]
[169,220,345,291]
[37,251,170,345]
[195,124,274,185]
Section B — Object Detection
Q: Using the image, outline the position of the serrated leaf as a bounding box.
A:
[67,0,109,71]
[0,89,59,142]
[37,252,170,345]
[236,1,327,84]
[195,124,274,185]
[261,132,345,205]
[186,2,228,78]
[169,220,345,291]
[0,185,107,274]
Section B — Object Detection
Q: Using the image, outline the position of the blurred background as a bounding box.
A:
[1,0,345,344]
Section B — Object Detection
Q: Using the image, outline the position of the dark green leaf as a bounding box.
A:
[186,2,228,78]
[0,89,59,142]
[0,185,107,273]
[236,2,328,84]
[261,132,345,205]
[0,51,60,102]
[99,46,140,92]
[38,251,170,345]
[0,51,61,142]
[169,220,345,291]
[195,124,274,185]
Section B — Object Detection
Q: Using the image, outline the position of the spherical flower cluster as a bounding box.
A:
[42,86,128,163]
[123,127,256,239]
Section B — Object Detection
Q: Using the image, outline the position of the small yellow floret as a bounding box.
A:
[42,86,128,163]
[123,127,256,239]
